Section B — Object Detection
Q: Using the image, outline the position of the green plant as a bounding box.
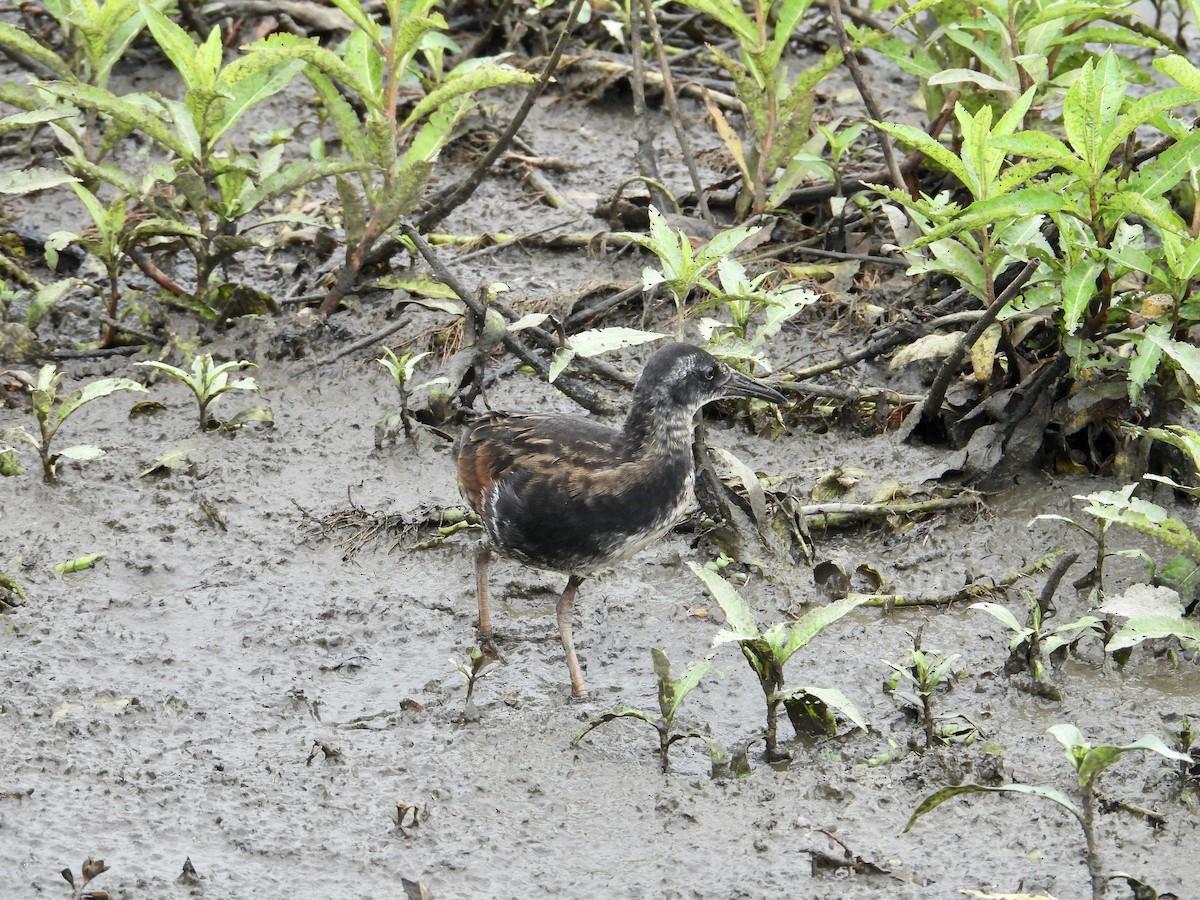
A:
[619,207,815,372]
[451,646,497,704]
[246,0,535,315]
[906,724,1191,900]
[1074,484,1200,595]
[878,51,1200,447]
[35,4,349,312]
[686,0,845,217]
[0,0,170,169]
[877,0,1170,125]
[884,630,962,749]
[44,182,137,346]
[573,647,722,773]
[693,255,816,374]
[972,595,1102,700]
[13,363,146,483]
[0,566,26,609]
[691,562,868,762]
[137,354,263,430]
[376,347,450,442]
[620,206,760,318]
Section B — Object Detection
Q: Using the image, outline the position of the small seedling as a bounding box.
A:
[884,629,962,750]
[972,551,1102,699]
[375,347,447,443]
[15,364,146,483]
[691,562,868,762]
[137,354,263,430]
[906,724,1192,900]
[61,856,110,900]
[573,647,722,773]
[451,646,498,703]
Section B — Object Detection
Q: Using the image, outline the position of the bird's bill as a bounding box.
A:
[722,368,787,405]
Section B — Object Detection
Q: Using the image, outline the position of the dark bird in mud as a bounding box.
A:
[454,342,786,699]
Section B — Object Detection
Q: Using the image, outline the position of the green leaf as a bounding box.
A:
[240,158,363,214]
[0,168,80,194]
[53,551,108,574]
[547,347,574,383]
[57,377,147,423]
[775,684,868,732]
[873,119,971,188]
[1146,329,1200,395]
[57,444,106,462]
[399,65,534,132]
[969,601,1023,633]
[209,57,306,145]
[1062,52,1125,175]
[1107,614,1200,653]
[1155,54,1200,95]
[1101,88,1195,161]
[328,0,382,42]
[307,69,370,168]
[764,594,870,666]
[0,108,72,133]
[0,23,71,80]
[690,562,760,642]
[39,83,187,157]
[243,33,374,109]
[1103,190,1189,238]
[912,189,1068,248]
[1061,257,1103,333]
[569,327,667,358]
[905,783,1082,832]
[140,3,198,88]
[1128,324,1167,402]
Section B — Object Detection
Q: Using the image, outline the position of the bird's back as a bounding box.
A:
[455,411,694,574]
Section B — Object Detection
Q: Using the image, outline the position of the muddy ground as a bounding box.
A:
[4,17,1200,900]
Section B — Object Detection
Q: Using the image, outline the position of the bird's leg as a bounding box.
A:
[557,574,588,700]
[474,544,500,656]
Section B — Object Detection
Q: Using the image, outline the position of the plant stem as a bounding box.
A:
[1081,781,1104,900]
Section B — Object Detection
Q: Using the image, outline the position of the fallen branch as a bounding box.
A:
[859,550,1067,608]
[800,494,980,529]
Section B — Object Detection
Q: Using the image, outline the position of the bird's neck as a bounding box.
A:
[621,393,697,462]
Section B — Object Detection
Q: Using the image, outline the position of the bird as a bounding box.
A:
[453,341,786,699]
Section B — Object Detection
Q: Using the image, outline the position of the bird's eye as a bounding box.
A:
[704,364,719,381]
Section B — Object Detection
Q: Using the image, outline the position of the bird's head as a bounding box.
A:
[634,342,786,414]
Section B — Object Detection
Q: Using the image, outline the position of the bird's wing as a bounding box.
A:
[454,412,622,512]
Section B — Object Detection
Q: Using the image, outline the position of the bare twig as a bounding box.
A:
[907,259,1039,434]
[827,0,904,192]
[628,0,672,212]
[416,0,588,231]
[299,317,412,373]
[641,0,712,225]
[399,221,612,414]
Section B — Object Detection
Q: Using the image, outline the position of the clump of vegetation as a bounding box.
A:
[13,364,145,483]
[137,354,265,430]
[61,856,111,900]
[691,563,868,762]
[971,551,1102,699]
[884,629,963,749]
[907,724,1191,900]
[573,647,722,773]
